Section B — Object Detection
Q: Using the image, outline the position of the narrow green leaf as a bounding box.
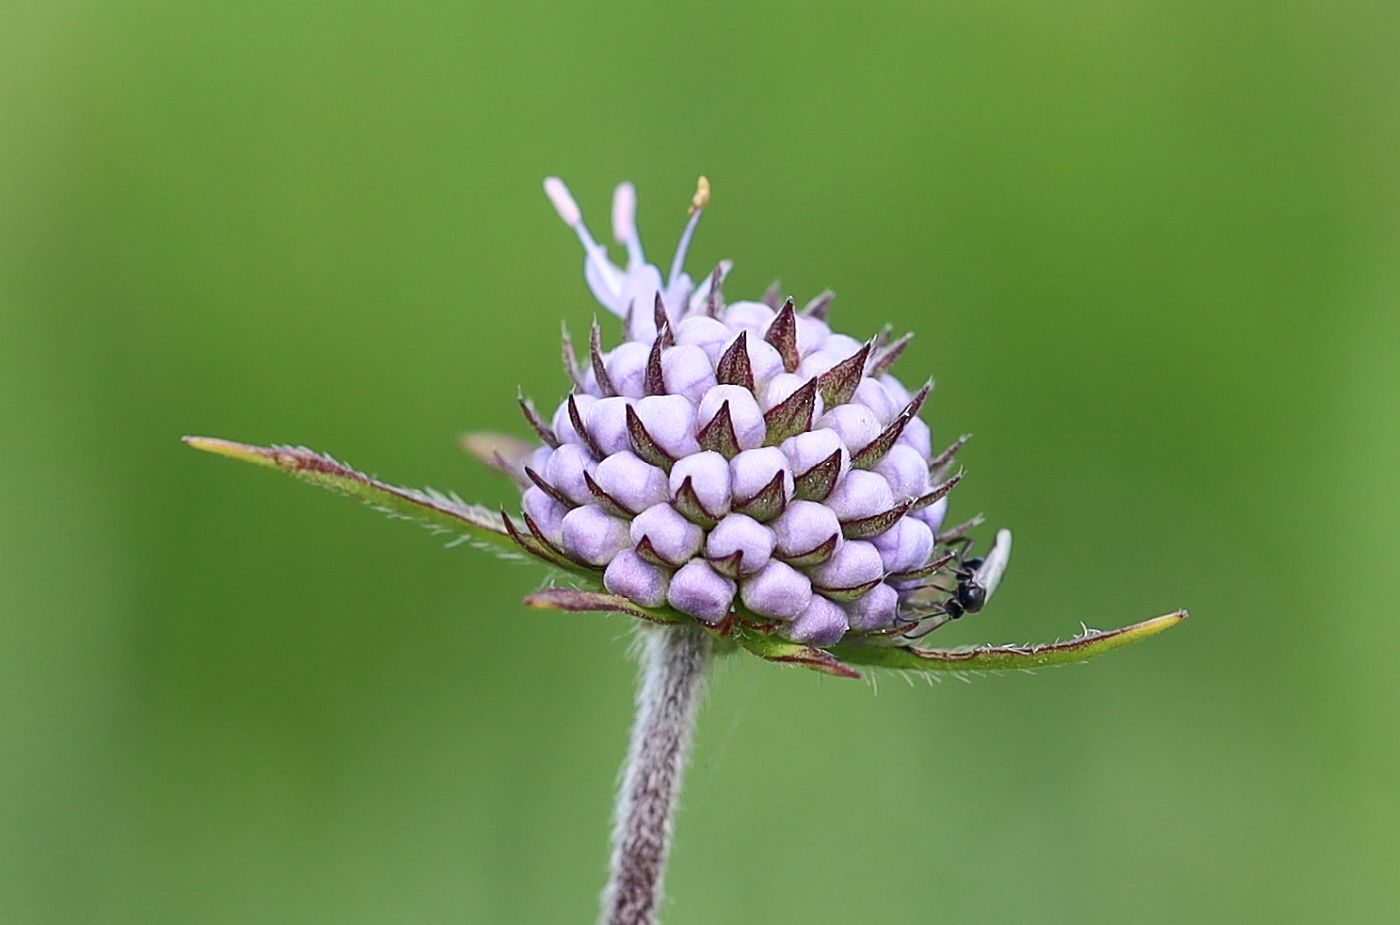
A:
[733,626,862,679]
[183,436,516,555]
[830,610,1188,673]
[524,588,689,625]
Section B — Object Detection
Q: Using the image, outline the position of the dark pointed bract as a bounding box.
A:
[715,331,756,391]
[764,298,800,373]
[567,394,604,458]
[817,341,873,407]
[850,380,932,469]
[761,280,783,309]
[792,449,843,502]
[624,404,675,469]
[518,394,559,448]
[697,401,742,458]
[841,497,917,539]
[589,319,617,397]
[732,470,787,522]
[561,323,587,392]
[869,332,913,379]
[913,468,964,511]
[764,377,819,445]
[672,476,721,527]
[801,289,834,320]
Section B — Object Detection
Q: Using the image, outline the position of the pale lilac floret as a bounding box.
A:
[810,539,884,592]
[771,500,842,561]
[603,548,670,608]
[823,333,863,358]
[899,415,932,458]
[705,513,775,575]
[633,394,700,458]
[794,314,830,355]
[594,451,669,513]
[552,393,596,446]
[730,447,794,504]
[667,559,736,623]
[852,377,899,423]
[698,384,766,451]
[797,349,845,379]
[723,301,775,334]
[630,502,704,565]
[661,344,718,403]
[820,404,884,454]
[739,560,813,620]
[823,469,895,522]
[779,429,850,482]
[874,444,930,501]
[668,451,732,518]
[522,485,567,545]
[606,342,651,398]
[872,517,934,575]
[788,594,849,645]
[881,374,913,407]
[723,332,785,385]
[545,443,597,506]
[561,505,630,565]
[846,581,899,630]
[673,315,732,363]
[586,396,633,457]
[917,495,949,536]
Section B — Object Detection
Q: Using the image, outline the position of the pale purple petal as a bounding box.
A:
[552,394,597,446]
[668,450,732,517]
[739,560,813,619]
[824,469,895,522]
[634,394,700,458]
[771,500,843,561]
[788,594,849,645]
[852,377,898,423]
[605,341,651,399]
[559,504,630,565]
[661,344,718,404]
[797,349,844,378]
[698,384,766,451]
[880,373,913,407]
[705,513,776,575]
[594,450,669,512]
[667,559,737,623]
[730,447,794,504]
[794,315,830,356]
[810,539,884,591]
[723,300,775,333]
[823,333,862,358]
[740,336,786,385]
[603,548,670,607]
[846,581,899,630]
[586,396,633,457]
[673,315,733,363]
[522,485,567,545]
[630,503,704,564]
[874,444,930,501]
[544,443,598,505]
[899,415,932,458]
[779,429,850,481]
[917,495,949,535]
[819,404,884,453]
[871,517,934,575]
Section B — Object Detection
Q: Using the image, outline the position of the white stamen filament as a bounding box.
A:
[545,177,623,299]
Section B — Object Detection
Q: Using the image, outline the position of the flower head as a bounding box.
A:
[184,177,1186,678]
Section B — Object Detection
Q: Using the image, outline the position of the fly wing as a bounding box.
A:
[974,528,1013,600]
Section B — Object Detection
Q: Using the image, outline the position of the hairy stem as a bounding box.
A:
[602,624,712,925]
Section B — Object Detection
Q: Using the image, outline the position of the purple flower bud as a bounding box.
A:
[667,559,737,623]
[586,396,633,457]
[721,331,785,386]
[788,594,849,645]
[661,344,718,404]
[630,502,704,565]
[705,513,776,575]
[916,495,949,536]
[723,300,775,334]
[560,504,630,565]
[673,314,732,364]
[880,374,913,407]
[668,451,732,518]
[552,393,597,446]
[605,341,651,399]
[528,445,552,474]
[797,349,844,378]
[739,560,812,619]
[820,404,884,453]
[771,500,842,561]
[810,539,884,592]
[823,333,863,358]
[794,315,830,355]
[852,377,898,423]
[779,429,850,482]
[874,444,931,501]
[603,547,670,608]
[824,469,895,522]
[594,450,669,512]
[698,384,766,451]
[545,443,598,506]
[730,447,794,505]
[899,415,932,458]
[522,485,567,545]
[846,581,898,630]
[633,394,700,459]
[871,516,934,575]
[761,373,825,420]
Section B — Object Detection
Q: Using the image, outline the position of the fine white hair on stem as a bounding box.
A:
[601,624,712,925]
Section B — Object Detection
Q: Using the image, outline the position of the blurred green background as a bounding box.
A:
[3,1,1397,922]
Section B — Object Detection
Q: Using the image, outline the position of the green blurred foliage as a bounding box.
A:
[2,1,1397,922]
